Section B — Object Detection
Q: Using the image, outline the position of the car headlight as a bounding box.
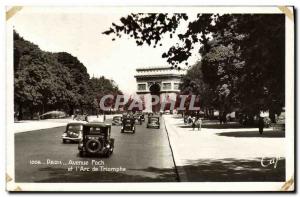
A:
[62,133,67,137]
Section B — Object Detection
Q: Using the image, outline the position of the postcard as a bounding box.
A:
[6,6,294,192]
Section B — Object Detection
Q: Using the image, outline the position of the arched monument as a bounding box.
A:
[134,66,186,112]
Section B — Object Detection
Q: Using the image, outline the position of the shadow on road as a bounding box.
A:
[216,130,285,138]
[35,166,177,182]
[178,123,258,129]
[180,158,285,182]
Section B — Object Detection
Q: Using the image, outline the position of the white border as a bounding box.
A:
[5,6,294,192]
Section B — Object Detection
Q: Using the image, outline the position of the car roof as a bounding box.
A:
[149,116,159,119]
[67,121,85,125]
[84,122,111,127]
[123,116,133,119]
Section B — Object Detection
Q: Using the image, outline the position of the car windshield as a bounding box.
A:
[86,126,108,134]
[113,117,121,120]
[149,118,158,122]
[67,125,82,132]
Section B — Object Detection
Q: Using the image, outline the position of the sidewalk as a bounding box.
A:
[14,119,71,133]
[14,114,120,133]
[163,115,285,182]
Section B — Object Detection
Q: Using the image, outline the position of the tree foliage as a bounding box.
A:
[88,77,122,113]
[104,13,285,118]
[180,61,214,112]
[14,31,122,119]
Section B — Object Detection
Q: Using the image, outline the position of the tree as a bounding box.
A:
[104,14,285,121]
[180,61,214,116]
[14,31,64,118]
[54,52,90,115]
[14,31,124,119]
[87,77,122,115]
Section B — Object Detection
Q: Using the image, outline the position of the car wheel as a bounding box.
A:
[85,139,102,154]
[103,151,110,158]
[62,139,67,143]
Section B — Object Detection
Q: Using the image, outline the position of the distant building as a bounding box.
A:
[134,66,186,112]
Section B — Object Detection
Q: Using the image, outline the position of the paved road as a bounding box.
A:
[15,117,178,182]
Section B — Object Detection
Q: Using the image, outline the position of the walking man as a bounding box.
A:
[192,117,196,130]
[196,118,202,131]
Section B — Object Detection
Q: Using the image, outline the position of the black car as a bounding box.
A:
[148,113,154,117]
[121,116,135,133]
[134,114,143,125]
[78,122,114,157]
[147,116,160,129]
[40,110,67,119]
[112,116,123,126]
[140,114,145,121]
[62,122,84,143]
[136,113,145,122]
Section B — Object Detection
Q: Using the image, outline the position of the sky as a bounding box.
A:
[9,7,201,95]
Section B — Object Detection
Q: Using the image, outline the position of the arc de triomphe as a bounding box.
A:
[134,66,186,112]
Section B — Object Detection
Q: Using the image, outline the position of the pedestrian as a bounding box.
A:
[184,115,188,124]
[85,114,89,122]
[222,112,227,124]
[73,114,77,120]
[192,117,196,130]
[188,115,192,125]
[196,118,202,131]
[258,116,264,134]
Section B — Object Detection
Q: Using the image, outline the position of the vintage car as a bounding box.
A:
[140,113,145,121]
[78,122,114,157]
[147,112,154,117]
[134,114,143,125]
[40,110,67,120]
[147,116,160,129]
[112,116,123,126]
[62,122,84,143]
[121,116,135,133]
[136,113,145,122]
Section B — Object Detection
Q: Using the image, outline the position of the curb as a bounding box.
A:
[163,115,188,182]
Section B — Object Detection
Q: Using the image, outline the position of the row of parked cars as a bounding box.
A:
[61,113,160,158]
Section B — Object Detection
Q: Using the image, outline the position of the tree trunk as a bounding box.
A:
[269,110,276,123]
[18,103,23,120]
[30,108,34,120]
[42,103,45,114]
[69,105,74,116]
